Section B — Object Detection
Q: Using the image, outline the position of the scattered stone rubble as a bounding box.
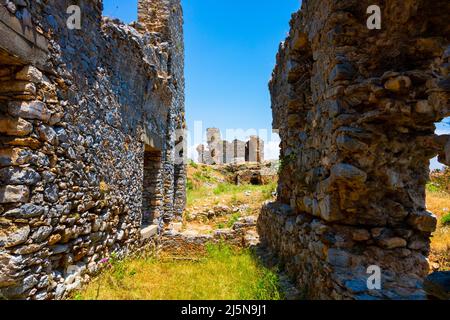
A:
[197,128,265,165]
[0,0,186,300]
[1,0,449,301]
[258,0,450,300]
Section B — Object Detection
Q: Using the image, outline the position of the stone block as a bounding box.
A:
[0,80,36,95]
[0,252,19,288]
[330,163,367,186]
[424,271,450,300]
[326,248,351,268]
[4,203,44,218]
[378,237,407,249]
[384,76,411,92]
[8,101,51,122]
[0,167,41,185]
[0,148,30,167]
[0,185,29,203]
[15,65,43,83]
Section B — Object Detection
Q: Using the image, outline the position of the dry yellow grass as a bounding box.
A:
[426,191,450,270]
[185,162,277,232]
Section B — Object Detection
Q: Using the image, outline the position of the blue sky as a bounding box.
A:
[102,0,449,169]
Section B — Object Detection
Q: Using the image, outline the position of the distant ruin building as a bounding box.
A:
[247,135,265,163]
[197,128,264,165]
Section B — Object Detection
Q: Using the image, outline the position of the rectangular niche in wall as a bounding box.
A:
[142,144,163,227]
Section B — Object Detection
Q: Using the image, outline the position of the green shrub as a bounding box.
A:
[189,159,198,169]
[73,244,284,300]
[186,179,194,191]
[278,153,296,173]
[216,223,225,229]
[428,167,450,194]
[261,181,277,200]
[227,213,241,228]
[213,183,228,195]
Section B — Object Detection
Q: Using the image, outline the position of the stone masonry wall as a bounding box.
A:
[258,0,449,299]
[0,0,185,299]
[206,128,222,165]
[247,135,264,163]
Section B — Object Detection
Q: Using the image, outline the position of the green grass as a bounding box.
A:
[442,212,450,226]
[72,244,283,300]
[216,222,226,229]
[186,179,194,191]
[426,182,442,193]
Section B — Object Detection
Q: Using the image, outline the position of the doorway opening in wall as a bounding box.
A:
[427,117,450,272]
[142,144,163,228]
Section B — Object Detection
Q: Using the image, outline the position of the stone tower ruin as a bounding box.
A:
[0,0,186,299]
[258,0,449,299]
[197,128,265,165]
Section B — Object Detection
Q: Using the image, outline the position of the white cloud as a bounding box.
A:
[187,144,200,161]
[430,157,444,171]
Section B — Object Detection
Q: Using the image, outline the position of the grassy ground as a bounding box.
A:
[186,162,276,207]
[74,164,281,300]
[187,182,276,208]
[184,162,277,233]
[73,244,283,300]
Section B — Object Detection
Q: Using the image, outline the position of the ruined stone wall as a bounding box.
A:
[233,139,246,164]
[206,128,222,165]
[196,144,205,163]
[0,0,185,300]
[140,0,186,223]
[142,148,163,226]
[246,136,264,163]
[258,0,449,299]
[223,140,233,164]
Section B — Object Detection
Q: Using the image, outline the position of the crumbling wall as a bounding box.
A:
[138,0,186,223]
[258,0,449,299]
[222,140,233,164]
[206,128,222,165]
[0,0,185,300]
